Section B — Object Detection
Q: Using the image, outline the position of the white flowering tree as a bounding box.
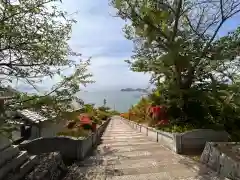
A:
[0,0,93,136]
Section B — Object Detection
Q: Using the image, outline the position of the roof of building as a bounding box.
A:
[6,120,24,125]
[17,109,48,124]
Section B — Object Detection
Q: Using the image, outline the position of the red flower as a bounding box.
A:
[153,106,161,113]
[78,114,92,125]
[157,119,169,126]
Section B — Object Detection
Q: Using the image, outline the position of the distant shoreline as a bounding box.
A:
[120,88,148,93]
[76,90,144,112]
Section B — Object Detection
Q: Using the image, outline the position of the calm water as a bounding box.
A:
[76,91,145,112]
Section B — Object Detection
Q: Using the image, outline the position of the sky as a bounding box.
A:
[60,0,151,91]
[15,0,240,93]
[14,0,151,93]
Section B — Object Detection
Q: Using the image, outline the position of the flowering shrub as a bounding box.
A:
[157,119,170,126]
[81,124,92,130]
[120,113,130,119]
[77,113,92,130]
[57,127,90,137]
[148,105,168,127]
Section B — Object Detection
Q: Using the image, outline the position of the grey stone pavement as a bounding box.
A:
[63,116,228,180]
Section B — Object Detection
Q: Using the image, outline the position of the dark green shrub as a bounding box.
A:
[81,124,92,130]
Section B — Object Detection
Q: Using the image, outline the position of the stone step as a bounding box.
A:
[102,136,145,140]
[102,138,148,143]
[62,163,106,180]
[105,172,216,180]
[97,144,164,153]
[104,130,139,132]
[26,152,66,180]
[102,134,144,137]
[0,151,28,180]
[106,156,182,166]
[103,149,154,158]
[65,164,200,180]
[103,133,143,136]
[105,163,197,176]
[103,129,141,132]
[98,141,158,147]
[5,155,39,180]
[97,148,174,158]
[80,150,179,167]
[62,118,225,180]
[0,145,20,168]
[104,130,140,132]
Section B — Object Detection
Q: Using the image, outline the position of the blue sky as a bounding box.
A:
[60,0,151,91]
[16,0,240,92]
[15,0,151,92]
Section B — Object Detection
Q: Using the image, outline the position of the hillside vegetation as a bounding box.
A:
[113,0,240,140]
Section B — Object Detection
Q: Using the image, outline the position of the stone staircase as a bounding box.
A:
[0,144,38,180]
[62,117,227,180]
[0,117,229,180]
[0,143,67,180]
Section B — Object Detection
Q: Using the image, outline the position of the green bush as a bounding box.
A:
[97,110,110,120]
[156,124,195,133]
[156,123,225,133]
[81,124,92,130]
[57,128,90,138]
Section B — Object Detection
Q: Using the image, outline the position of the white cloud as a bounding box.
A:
[14,0,151,92]
[61,0,150,90]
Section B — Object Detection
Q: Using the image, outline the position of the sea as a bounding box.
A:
[76,91,146,113]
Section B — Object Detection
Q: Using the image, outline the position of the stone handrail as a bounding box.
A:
[19,119,110,160]
[120,117,228,154]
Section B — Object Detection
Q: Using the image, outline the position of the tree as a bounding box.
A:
[0,0,93,136]
[97,99,110,112]
[103,98,107,107]
[112,0,240,130]
[129,97,151,123]
[113,0,240,86]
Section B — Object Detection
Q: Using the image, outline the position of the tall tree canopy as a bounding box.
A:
[0,0,93,135]
[113,0,240,86]
[112,0,240,137]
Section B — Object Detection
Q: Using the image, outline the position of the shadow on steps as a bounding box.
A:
[60,136,127,180]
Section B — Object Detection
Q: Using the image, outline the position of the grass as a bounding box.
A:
[156,123,225,133]
[156,124,196,133]
[57,128,90,138]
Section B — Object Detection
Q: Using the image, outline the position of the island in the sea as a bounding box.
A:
[120,88,148,93]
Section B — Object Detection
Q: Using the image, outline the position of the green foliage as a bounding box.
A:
[112,0,240,139]
[98,106,110,112]
[103,99,107,107]
[81,124,92,130]
[0,0,93,135]
[157,124,195,133]
[96,110,108,120]
[108,110,120,116]
[79,103,117,125]
[128,97,152,123]
[57,128,90,138]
